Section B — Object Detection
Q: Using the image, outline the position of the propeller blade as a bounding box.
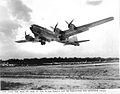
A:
[25,31,30,39]
[50,26,54,29]
[25,31,26,36]
[55,23,58,29]
[54,23,58,32]
[25,31,27,39]
[65,21,69,24]
[69,19,74,25]
[66,19,74,28]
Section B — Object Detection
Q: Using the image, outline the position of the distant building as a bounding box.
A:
[1,62,14,67]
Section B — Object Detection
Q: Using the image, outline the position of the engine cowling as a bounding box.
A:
[68,24,76,30]
[54,28,61,35]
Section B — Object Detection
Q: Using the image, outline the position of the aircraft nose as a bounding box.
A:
[30,26,33,31]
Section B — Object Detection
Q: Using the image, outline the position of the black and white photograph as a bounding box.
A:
[0,0,119,92]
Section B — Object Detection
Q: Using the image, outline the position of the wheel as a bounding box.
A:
[41,41,46,45]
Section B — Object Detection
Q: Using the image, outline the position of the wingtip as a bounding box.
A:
[15,41,19,43]
[108,17,114,21]
[85,40,90,41]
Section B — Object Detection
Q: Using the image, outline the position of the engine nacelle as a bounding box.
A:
[68,24,77,30]
[54,28,61,35]
[25,35,34,41]
[54,28,66,41]
[52,23,66,41]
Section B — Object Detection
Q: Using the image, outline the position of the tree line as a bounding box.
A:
[0,57,119,66]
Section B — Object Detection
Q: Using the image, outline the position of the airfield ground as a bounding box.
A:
[0,62,120,90]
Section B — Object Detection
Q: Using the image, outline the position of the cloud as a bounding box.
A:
[0,0,33,38]
[7,0,32,22]
[0,20,20,37]
[87,0,102,5]
[0,0,32,59]
[0,6,20,37]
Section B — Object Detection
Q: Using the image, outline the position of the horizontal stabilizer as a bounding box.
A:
[76,40,90,43]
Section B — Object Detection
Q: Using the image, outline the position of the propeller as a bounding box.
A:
[25,31,30,40]
[50,23,58,32]
[65,19,74,28]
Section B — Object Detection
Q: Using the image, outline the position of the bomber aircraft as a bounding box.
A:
[15,17,114,46]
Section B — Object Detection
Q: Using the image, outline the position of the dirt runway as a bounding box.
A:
[1,62,120,90]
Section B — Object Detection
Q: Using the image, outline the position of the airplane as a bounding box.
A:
[15,17,114,46]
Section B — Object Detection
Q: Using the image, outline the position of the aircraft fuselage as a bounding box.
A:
[30,24,57,42]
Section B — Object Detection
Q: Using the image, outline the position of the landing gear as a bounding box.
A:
[59,36,65,41]
[41,41,46,45]
[74,44,80,46]
[59,32,66,41]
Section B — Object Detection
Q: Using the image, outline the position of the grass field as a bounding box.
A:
[0,62,120,90]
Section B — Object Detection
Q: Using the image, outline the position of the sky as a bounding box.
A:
[0,0,119,60]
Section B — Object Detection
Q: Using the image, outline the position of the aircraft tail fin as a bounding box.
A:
[69,36,78,42]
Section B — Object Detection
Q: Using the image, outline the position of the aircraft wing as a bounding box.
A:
[15,40,28,43]
[65,17,114,37]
